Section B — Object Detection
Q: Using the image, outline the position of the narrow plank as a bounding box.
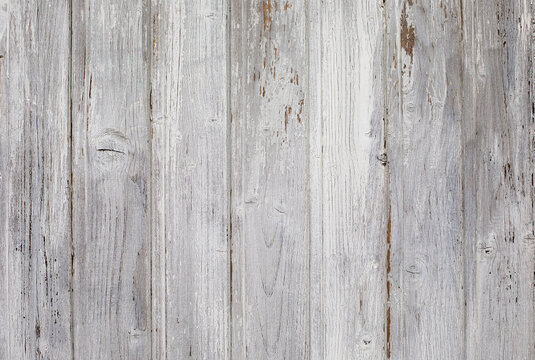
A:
[383,1,402,357]
[309,0,388,358]
[0,0,9,355]
[307,0,324,358]
[0,0,72,358]
[386,0,465,358]
[462,1,535,358]
[231,0,309,358]
[71,0,151,358]
[150,0,230,358]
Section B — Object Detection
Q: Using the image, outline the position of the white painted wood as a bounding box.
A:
[0,1,72,358]
[71,0,151,358]
[0,4,6,353]
[1,1,534,359]
[0,0,9,356]
[309,0,389,359]
[463,1,535,359]
[150,0,230,358]
[231,0,309,358]
[386,0,465,358]
[307,0,324,359]
[383,2,402,358]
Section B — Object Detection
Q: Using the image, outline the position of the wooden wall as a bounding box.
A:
[0,0,533,359]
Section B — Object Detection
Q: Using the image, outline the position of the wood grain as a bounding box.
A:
[231,0,309,358]
[309,0,389,358]
[0,1,72,358]
[1,1,534,359]
[0,1,6,353]
[386,0,465,358]
[71,0,151,358]
[463,1,535,359]
[307,0,323,358]
[150,0,230,358]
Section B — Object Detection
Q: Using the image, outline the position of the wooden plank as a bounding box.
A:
[383,2,402,357]
[150,0,230,358]
[1,2,534,358]
[462,1,535,359]
[308,0,389,358]
[0,0,72,358]
[0,0,9,355]
[307,0,323,358]
[385,0,465,358]
[71,0,151,358]
[230,0,309,358]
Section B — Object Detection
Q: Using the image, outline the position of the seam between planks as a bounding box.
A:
[305,0,311,357]
[381,2,391,358]
[5,1,10,358]
[227,0,232,358]
[395,4,405,359]
[147,0,154,357]
[459,0,467,358]
[319,4,324,359]
[69,0,75,358]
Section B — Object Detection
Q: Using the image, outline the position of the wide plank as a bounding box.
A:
[309,0,389,358]
[150,0,230,358]
[386,0,465,358]
[463,1,535,358]
[71,0,151,358]
[231,0,309,358]
[0,1,72,358]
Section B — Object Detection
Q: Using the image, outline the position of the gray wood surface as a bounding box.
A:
[310,1,388,358]
[463,1,535,359]
[1,0,534,359]
[151,0,230,358]
[386,0,465,358]
[231,1,309,358]
[71,0,151,358]
[1,1,72,358]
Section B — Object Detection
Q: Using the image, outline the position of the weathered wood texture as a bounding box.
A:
[151,0,230,358]
[1,0,534,359]
[71,0,151,358]
[231,0,309,358]
[0,1,72,358]
[386,0,465,358]
[463,1,535,359]
[309,1,388,359]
